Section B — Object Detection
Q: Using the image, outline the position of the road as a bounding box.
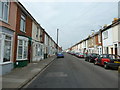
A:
[25,53,119,88]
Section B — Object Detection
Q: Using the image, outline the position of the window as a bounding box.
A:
[17,37,28,60]
[17,40,23,59]
[40,31,43,42]
[0,33,2,61]
[40,45,43,56]
[35,44,42,57]
[35,44,38,56]
[103,31,108,39]
[3,37,12,62]
[36,27,39,38]
[0,1,9,22]
[38,44,41,56]
[3,35,12,62]
[0,33,13,63]
[20,14,26,32]
[98,34,101,43]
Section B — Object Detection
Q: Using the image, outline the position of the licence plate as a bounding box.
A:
[114,61,120,64]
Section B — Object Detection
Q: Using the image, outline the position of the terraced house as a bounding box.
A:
[31,21,44,62]
[0,1,61,75]
[102,18,120,55]
[14,2,33,68]
[69,18,120,56]
[93,30,102,55]
[0,1,17,75]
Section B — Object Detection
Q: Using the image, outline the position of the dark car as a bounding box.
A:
[85,53,98,63]
[94,54,120,69]
[57,53,64,58]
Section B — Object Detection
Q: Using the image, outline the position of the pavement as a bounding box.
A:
[25,53,119,88]
[1,55,56,89]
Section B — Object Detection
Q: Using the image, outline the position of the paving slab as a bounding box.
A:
[1,55,56,89]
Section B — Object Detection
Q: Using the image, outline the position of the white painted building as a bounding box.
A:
[31,22,44,62]
[44,33,49,58]
[102,27,113,54]
[112,21,120,55]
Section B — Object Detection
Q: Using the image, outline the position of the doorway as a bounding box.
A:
[114,44,117,55]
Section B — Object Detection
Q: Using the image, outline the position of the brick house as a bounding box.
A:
[13,2,33,67]
[0,1,17,75]
[94,30,102,54]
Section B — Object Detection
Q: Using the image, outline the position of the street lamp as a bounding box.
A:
[57,29,59,53]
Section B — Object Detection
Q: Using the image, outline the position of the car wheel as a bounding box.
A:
[104,64,109,69]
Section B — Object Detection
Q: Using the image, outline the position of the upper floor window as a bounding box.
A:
[40,30,43,42]
[36,27,39,38]
[0,1,9,22]
[20,14,26,32]
[98,34,101,43]
[103,31,108,40]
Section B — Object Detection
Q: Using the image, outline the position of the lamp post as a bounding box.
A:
[57,29,59,53]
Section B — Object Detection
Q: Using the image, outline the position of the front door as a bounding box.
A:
[111,48,113,54]
[115,44,117,55]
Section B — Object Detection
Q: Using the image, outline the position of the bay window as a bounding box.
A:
[0,1,9,22]
[35,44,38,56]
[35,44,43,57]
[0,33,13,63]
[38,44,41,56]
[3,35,12,62]
[17,36,28,60]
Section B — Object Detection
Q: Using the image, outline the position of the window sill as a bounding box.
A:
[16,59,28,61]
[0,19,9,25]
[20,30,26,33]
[0,62,12,65]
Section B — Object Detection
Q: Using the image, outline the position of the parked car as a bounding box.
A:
[57,52,64,58]
[85,53,99,63]
[74,52,79,57]
[94,54,120,69]
[76,53,85,58]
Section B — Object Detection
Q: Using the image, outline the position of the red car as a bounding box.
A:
[94,54,120,69]
[76,53,85,58]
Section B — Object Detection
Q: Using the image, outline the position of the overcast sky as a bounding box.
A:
[19,0,119,50]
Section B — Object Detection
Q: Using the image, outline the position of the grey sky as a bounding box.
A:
[19,1,118,49]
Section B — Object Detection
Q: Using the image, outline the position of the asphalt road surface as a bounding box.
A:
[25,53,119,88]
